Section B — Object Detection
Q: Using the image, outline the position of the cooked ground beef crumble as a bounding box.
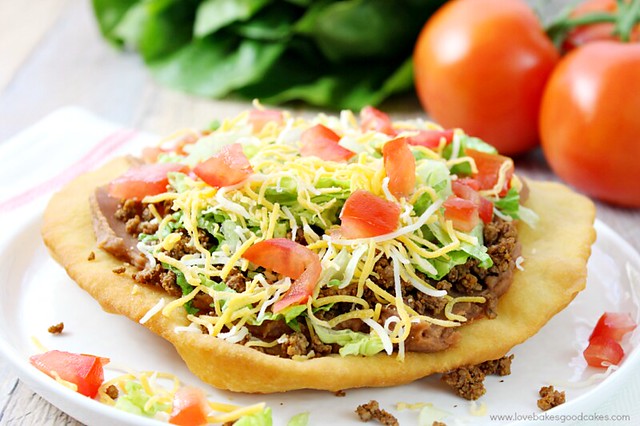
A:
[48,322,64,334]
[355,400,399,426]
[441,355,514,400]
[537,385,565,411]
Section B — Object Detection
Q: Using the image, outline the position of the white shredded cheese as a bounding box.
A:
[140,298,166,324]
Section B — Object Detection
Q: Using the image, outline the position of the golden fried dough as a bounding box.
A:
[41,157,595,393]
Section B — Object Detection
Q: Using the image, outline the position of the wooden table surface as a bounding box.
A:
[1,1,639,425]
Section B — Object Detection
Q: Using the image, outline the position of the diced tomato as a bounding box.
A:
[340,190,401,238]
[382,137,416,198]
[360,106,396,136]
[141,147,163,163]
[299,124,355,162]
[173,134,199,156]
[590,312,637,343]
[169,387,209,426]
[405,129,454,149]
[29,350,109,398]
[443,195,480,232]
[583,335,624,368]
[452,179,493,224]
[193,143,253,188]
[478,197,494,224]
[242,239,322,312]
[464,149,514,195]
[108,163,188,200]
[249,109,283,133]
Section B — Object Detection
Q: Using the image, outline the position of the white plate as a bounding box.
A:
[0,207,639,426]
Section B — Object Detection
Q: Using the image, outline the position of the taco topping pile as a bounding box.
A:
[91,106,536,361]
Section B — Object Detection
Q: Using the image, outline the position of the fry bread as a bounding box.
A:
[42,156,596,393]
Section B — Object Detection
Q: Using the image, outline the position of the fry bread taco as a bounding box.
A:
[42,107,596,393]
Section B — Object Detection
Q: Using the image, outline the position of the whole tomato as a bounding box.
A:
[562,0,640,51]
[413,0,559,155]
[540,42,640,207]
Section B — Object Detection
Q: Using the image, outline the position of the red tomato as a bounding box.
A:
[242,239,321,312]
[360,106,396,136]
[109,163,188,200]
[540,42,640,207]
[562,0,640,52]
[404,129,454,149]
[443,196,480,232]
[249,109,283,133]
[413,0,559,155]
[583,335,624,368]
[299,124,355,162]
[382,137,416,198]
[464,149,514,194]
[169,387,208,426]
[452,179,494,224]
[339,190,401,238]
[193,143,253,188]
[589,312,637,343]
[29,350,109,398]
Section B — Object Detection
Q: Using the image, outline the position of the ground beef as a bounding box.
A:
[355,400,399,426]
[282,332,310,357]
[433,422,447,426]
[191,293,214,314]
[441,365,487,400]
[479,354,514,376]
[112,266,126,274]
[48,323,64,334]
[87,251,95,261]
[106,385,119,399]
[133,264,181,297]
[537,386,565,411]
[225,268,247,293]
[334,390,346,397]
[441,355,514,400]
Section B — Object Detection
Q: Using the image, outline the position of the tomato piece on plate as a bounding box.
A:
[108,163,188,200]
[405,129,454,149]
[243,239,321,312]
[465,149,514,194]
[443,195,480,232]
[382,137,416,198]
[589,312,637,343]
[583,335,624,368]
[29,350,109,398]
[340,190,401,239]
[299,124,355,162]
[452,179,493,224]
[169,387,209,426]
[360,106,396,136]
[193,143,253,188]
[249,109,283,133]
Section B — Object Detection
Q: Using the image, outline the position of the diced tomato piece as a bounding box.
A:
[173,134,199,156]
[583,335,624,368]
[193,143,253,188]
[249,109,283,133]
[108,163,188,200]
[360,106,396,136]
[242,239,321,312]
[382,137,416,198]
[590,312,637,343]
[29,350,109,398]
[452,179,493,224]
[169,387,209,426]
[299,124,355,162]
[340,190,401,238]
[405,129,454,148]
[464,149,514,194]
[479,197,494,224]
[443,195,480,232]
[141,147,163,163]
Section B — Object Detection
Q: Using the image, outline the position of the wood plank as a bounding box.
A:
[0,0,69,93]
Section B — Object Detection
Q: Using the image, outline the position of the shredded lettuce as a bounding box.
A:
[234,407,273,426]
[287,412,310,426]
[114,382,170,418]
[493,188,539,228]
[314,325,385,357]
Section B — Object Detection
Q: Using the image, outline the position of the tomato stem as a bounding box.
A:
[545,0,640,48]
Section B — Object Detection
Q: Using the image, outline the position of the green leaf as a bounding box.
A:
[314,325,385,357]
[231,5,297,41]
[114,382,170,417]
[149,36,286,98]
[92,0,143,45]
[194,0,271,38]
[287,412,310,426]
[234,407,273,426]
[138,0,198,61]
